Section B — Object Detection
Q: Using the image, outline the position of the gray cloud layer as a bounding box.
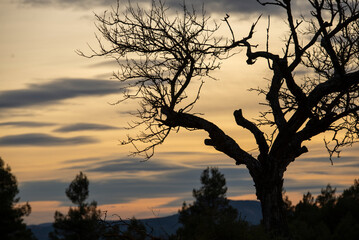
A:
[0,133,97,146]
[54,123,119,132]
[18,154,359,208]
[0,78,122,109]
[0,121,55,127]
[19,0,281,15]
[53,156,254,204]
[19,163,253,205]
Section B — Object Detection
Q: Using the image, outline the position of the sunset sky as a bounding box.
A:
[1,0,358,225]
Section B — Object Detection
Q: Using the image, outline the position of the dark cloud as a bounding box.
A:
[62,156,103,164]
[340,163,359,168]
[88,161,175,173]
[19,0,282,15]
[284,176,351,192]
[203,0,274,15]
[297,156,355,164]
[17,155,254,205]
[0,121,55,127]
[20,0,117,9]
[60,157,255,204]
[0,78,122,109]
[54,123,119,132]
[67,157,186,173]
[0,133,98,146]
[158,151,217,156]
[18,155,359,207]
[19,180,68,202]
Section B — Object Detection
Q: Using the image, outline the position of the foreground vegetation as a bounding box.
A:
[1,157,358,239]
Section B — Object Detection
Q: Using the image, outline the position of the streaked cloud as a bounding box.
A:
[0,133,98,146]
[297,156,354,164]
[19,0,282,15]
[19,180,68,202]
[18,153,359,217]
[20,0,117,9]
[88,159,180,173]
[17,168,215,204]
[54,123,120,132]
[0,78,122,109]
[0,121,55,127]
[62,156,212,174]
[19,154,254,205]
[63,157,255,204]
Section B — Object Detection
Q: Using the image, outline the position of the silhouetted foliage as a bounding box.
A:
[288,180,359,240]
[0,157,36,240]
[101,216,162,240]
[48,172,104,240]
[123,218,147,240]
[175,167,253,240]
[83,0,359,236]
[65,172,89,207]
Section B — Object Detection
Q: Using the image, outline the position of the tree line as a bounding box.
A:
[1,157,359,239]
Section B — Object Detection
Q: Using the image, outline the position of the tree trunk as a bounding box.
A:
[255,175,290,239]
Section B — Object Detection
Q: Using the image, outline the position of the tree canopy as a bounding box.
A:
[49,172,104,240]
[0,157,36,240]
[176,168,248,240]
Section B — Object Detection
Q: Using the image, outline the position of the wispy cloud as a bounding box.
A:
[0,78,122,109]
[54,123,120,132]
[62,157,186,172]
[0,133,98,146]
[297,156,353,164]
[0,121,55,127]
[90,158,185,172]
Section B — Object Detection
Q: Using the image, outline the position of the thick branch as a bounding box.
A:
[234,109,269,161]
[266,68,288,130]
[161,107,261,176]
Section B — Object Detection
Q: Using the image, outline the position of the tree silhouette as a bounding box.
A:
[101,216,164,240]
[288,180,359,239]
[176,168,248,240]
[81,0,359,237]
[0,157,36,240]
[333,179,359,240]
[65,172,89,207]
[122,217,147,240]
[49,172,104,240]
[316,184,337,208]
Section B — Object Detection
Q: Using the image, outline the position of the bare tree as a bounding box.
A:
[80,0,359,237]
[79,0,229,158]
